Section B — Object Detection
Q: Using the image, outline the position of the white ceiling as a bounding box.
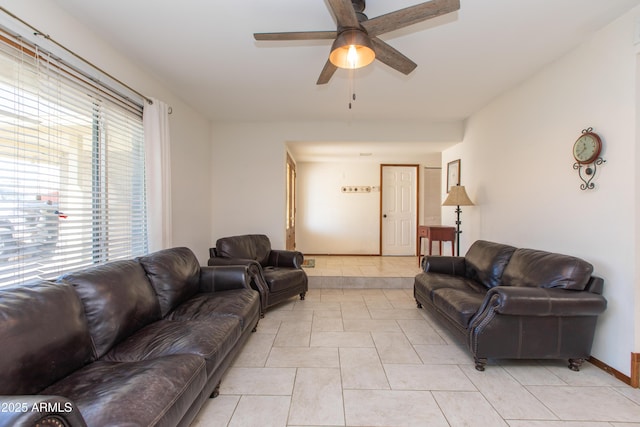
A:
[50,0,640,160]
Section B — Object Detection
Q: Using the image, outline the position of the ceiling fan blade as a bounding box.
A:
[362,0,460,37]
[317,60,338,85]
[327,0,360,29]
[370,38,417,75]
[254,31,337,41]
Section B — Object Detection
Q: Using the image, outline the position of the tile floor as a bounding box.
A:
[192,257,640,427]
[303,256,422,278]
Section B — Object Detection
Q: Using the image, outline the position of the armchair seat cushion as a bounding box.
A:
[263,267,308,293]
[42,355,206,427]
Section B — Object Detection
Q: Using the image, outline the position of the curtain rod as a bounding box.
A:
[1,6,173,113]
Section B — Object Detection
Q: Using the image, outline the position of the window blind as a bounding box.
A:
[0,31,147,286]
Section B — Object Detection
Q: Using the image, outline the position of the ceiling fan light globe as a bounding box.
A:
[329,29,375,69]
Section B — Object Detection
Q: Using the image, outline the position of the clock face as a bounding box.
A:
[573,133,601,164]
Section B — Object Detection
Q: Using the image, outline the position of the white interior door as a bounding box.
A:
[381,165,417,256]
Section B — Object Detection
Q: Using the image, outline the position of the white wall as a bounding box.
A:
[210,123,287,245]
[210,120,462,249]
[443,6,640,376]
[3,0,214,263]
[295,156,441,255]
[297,162,380,254]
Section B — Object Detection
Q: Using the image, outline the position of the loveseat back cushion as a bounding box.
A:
[0,282,93,394]
[137,247,201,317]
[501,248,594,290]
[58,260,161,359]
[216,234,272,266]
[464,240,517,288]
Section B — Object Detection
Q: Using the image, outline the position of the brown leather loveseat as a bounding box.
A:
[0,247,260,427]
[208,234,308,314]
[414,240,607,371]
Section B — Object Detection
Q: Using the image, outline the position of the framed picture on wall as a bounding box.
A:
[447,159,461,193]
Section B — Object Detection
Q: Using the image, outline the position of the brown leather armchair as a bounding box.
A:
[208,234,308,315]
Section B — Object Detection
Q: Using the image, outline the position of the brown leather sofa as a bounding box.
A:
[0,247,260,427]
[414,240,607,371]
[208,234,308,314]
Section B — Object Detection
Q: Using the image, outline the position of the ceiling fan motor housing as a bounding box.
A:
[352,0,368,23]
[352,0,366,13]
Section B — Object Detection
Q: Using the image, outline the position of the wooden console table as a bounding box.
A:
[417,225,456,265]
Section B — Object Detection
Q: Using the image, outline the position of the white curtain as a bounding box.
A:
[143,98,172,252]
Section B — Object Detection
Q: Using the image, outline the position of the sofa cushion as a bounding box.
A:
[263,267,308,293]
[432,288,485,328]
[137,247,201,317]
[414,272,487,301]
[0,282,93,395]
[501,248,594,290]
[465,240,517,288]
[167,289,260,330]
[102,318,242,374]
[42,354,206,427]
[58,260,161,359]
[216,234,272,266]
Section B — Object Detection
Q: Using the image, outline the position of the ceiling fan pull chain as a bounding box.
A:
[348,68,356,109]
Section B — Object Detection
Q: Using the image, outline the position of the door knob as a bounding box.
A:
[383,214,387,218]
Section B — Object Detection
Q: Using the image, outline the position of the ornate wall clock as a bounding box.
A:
[572,127,605,190]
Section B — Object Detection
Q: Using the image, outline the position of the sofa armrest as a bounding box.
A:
[199,265,252,292]
[421,255,466,276]
[206,258,269,308]
[483,286,607,317]
[0,396,87,427]
[268,250,303,269]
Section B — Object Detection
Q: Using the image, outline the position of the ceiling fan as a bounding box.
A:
[253,0,460,85]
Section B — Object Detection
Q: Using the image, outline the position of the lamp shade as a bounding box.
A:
[329,29,375,69]
[442,185,474,206]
